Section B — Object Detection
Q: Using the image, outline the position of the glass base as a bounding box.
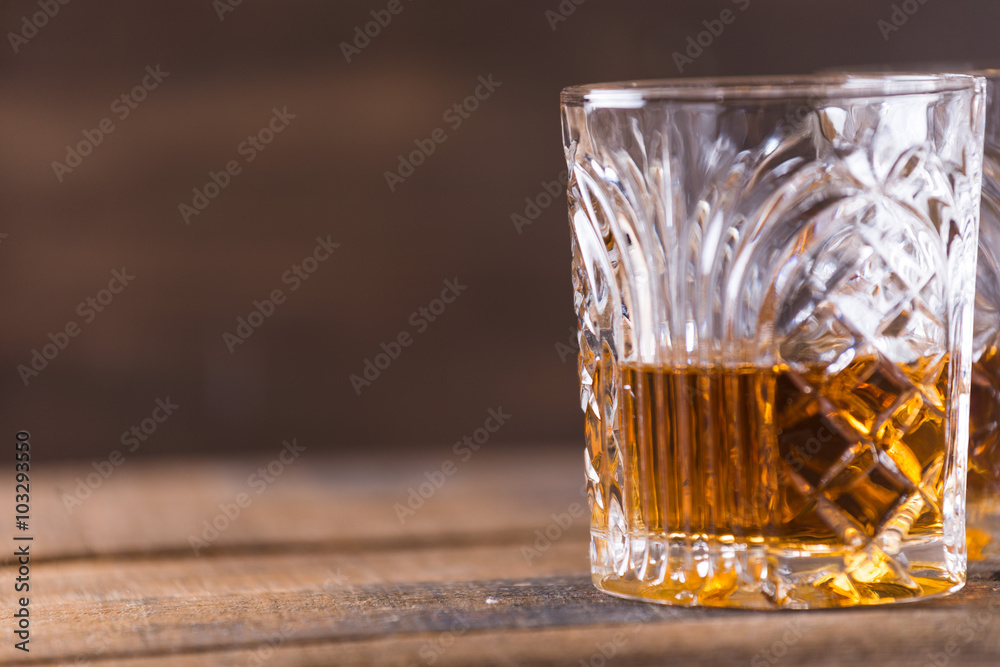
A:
[591,530,965,610]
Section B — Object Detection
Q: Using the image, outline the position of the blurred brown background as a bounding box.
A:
[1,0,998,460]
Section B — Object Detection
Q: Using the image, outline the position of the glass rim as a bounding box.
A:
[561,73,982,107]
[819,62,1000,81]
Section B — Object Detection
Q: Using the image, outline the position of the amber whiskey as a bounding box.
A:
[969,347,1000,556]
[593,357,958,607]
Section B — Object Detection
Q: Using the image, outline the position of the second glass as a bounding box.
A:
[821,64,1000,558]
[562,74,986,608]
[959,69,1000,558]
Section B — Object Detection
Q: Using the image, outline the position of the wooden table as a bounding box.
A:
[4,444,1000,666]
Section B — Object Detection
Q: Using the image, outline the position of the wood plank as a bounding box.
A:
[12,445,583,563]
[5,450,1000,665]
[93,616,1000,667]
[3,539,585,664]
[2,547,999,665]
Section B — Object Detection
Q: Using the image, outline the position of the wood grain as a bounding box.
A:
[3,447,1000,665]
[12,445,585,563]
[6,552,1000,666]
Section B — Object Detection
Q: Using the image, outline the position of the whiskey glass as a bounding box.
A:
[958,69,1000,559]
[561,74,986,608]
[820,65,1000,558]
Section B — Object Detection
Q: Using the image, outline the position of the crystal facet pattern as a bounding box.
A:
[968,73,1000,557]
[562,77,986,608]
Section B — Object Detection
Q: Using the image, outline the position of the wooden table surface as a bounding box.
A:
[4,444,1000,666]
